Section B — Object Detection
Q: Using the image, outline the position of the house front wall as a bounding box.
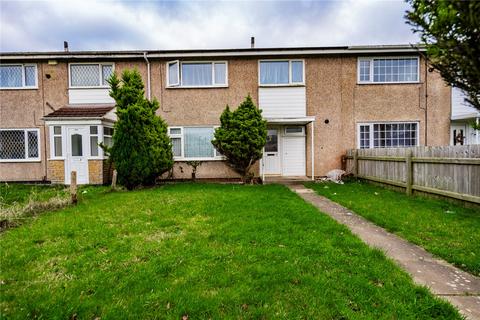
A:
[1,52,451,182]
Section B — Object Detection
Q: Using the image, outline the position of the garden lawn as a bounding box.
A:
[0,183,68,207]
[1,183,460,319]
[306,180,480,276]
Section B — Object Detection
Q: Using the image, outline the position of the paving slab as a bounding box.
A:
[286,183,480,320]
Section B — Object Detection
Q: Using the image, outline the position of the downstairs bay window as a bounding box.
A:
[168,127,222,160]
[0,129,40,161]
[358,122,419,149]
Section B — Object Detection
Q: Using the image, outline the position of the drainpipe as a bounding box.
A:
[311,121,314,181]
[143,52,151,100]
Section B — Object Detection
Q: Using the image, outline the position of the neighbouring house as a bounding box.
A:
[450,87,480,146]
[0,44,452,184]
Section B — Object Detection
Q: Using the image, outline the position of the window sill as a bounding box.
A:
[69,86,110,90]
[0,159,41,163]
[0,87,38,90]
[357,81,420,85]
[166,85,229,89]
[174,157,225,161]
[259,84,305,88]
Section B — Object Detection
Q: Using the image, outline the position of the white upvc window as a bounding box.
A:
[51,126,63,158]
[166,61,228,88]
[357,57,419,84]
[284,126,305,135]
[0,128,40,162]
[103,126,114,148]
[69,63,114,88]
[357,122,419,149]
[90,126,100,157]
[259,59,304,86]
[168,126,223,160]
[0,64,38,89]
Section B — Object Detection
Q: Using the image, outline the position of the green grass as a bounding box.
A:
[0,183,68,207]
[306,180,480,276]
[0,184,460,319]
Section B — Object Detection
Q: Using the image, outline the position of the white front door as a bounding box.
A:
[65,127,89,184]
[282,135,306,176]
[264,128,281,175]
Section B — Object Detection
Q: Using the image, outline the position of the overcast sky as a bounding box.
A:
[0,0,419,52]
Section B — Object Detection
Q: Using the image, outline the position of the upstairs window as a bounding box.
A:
[0,129,40,161]
[259,60,304,85]
[0,64,37,89]
[70,63,114,87]
[358,57,419,84]
[167,61,227,87]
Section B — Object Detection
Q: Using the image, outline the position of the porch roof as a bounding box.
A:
[264,116,315,125]
[43,105,115,120]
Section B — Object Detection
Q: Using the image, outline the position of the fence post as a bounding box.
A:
[111,169,117,190]
[353,149,359,177]
[70,171,77,204]
[405,149,413,196]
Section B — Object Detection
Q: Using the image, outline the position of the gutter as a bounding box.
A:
[143,52,151,100]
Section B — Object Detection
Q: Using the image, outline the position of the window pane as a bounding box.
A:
[171,137,182,157]
[265,129,278,152]
[0,65,22,87]
[71,64,100,86]
[359,60,370,82]
[373,58,418,83]
[54,136,62,157]
[182,63,212,86]
[359,125,370,149]
[90,136,98,156]
[54,126,61,135]
[260,61,289,84]
[285,126,303,134]
[0,130,25,159]
[104,136,113,148]
[168,62,179,85]
[169,128,181,135]
[90,126,98,135]
[102,65,113,86]
[71,134,83,156]
[27,131,39,158]
[184,127,214,158]
[214,63,226,85]
[291,61,303,83]
[104,127,114,136]
[24,66,36,86]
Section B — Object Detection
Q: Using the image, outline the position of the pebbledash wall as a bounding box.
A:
[0,46,451,184]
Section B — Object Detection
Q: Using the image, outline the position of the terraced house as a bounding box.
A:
[0,44,452,184]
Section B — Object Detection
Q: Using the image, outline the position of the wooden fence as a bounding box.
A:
[345,145,480,204]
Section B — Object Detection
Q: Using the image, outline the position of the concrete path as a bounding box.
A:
[285,183,480,320]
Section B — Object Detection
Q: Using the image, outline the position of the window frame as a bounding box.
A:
[50,125,64,159]
[356,121,420,149]
[284,126,305,136]
[357,56,420,84]
[167,126,224,161]
[0,128,41,162]
[166,61,228,88]
[68,62,115,89]
[0,63,38,90]
[258,59,305,87]
[89,125,101,158]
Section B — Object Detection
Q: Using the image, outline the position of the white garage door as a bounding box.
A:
[282,135,305,176]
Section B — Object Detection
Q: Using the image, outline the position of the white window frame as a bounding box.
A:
[50,125,64,160]
[357,56,420,84]
[167,126,224,161]
[0,128,41,162]
[0,64,38,89]
[356,121,420,149]
[68,62,115,89]
[89,125,101,159]
[258,59,305,87]
[284,126,305,136]
[166,61,228,88]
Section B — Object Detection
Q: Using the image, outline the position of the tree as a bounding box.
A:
[406,0,480,111]
[212,95,267,183]
[106,69,173,189]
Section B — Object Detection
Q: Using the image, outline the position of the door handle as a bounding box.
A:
[267,153,275,156]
